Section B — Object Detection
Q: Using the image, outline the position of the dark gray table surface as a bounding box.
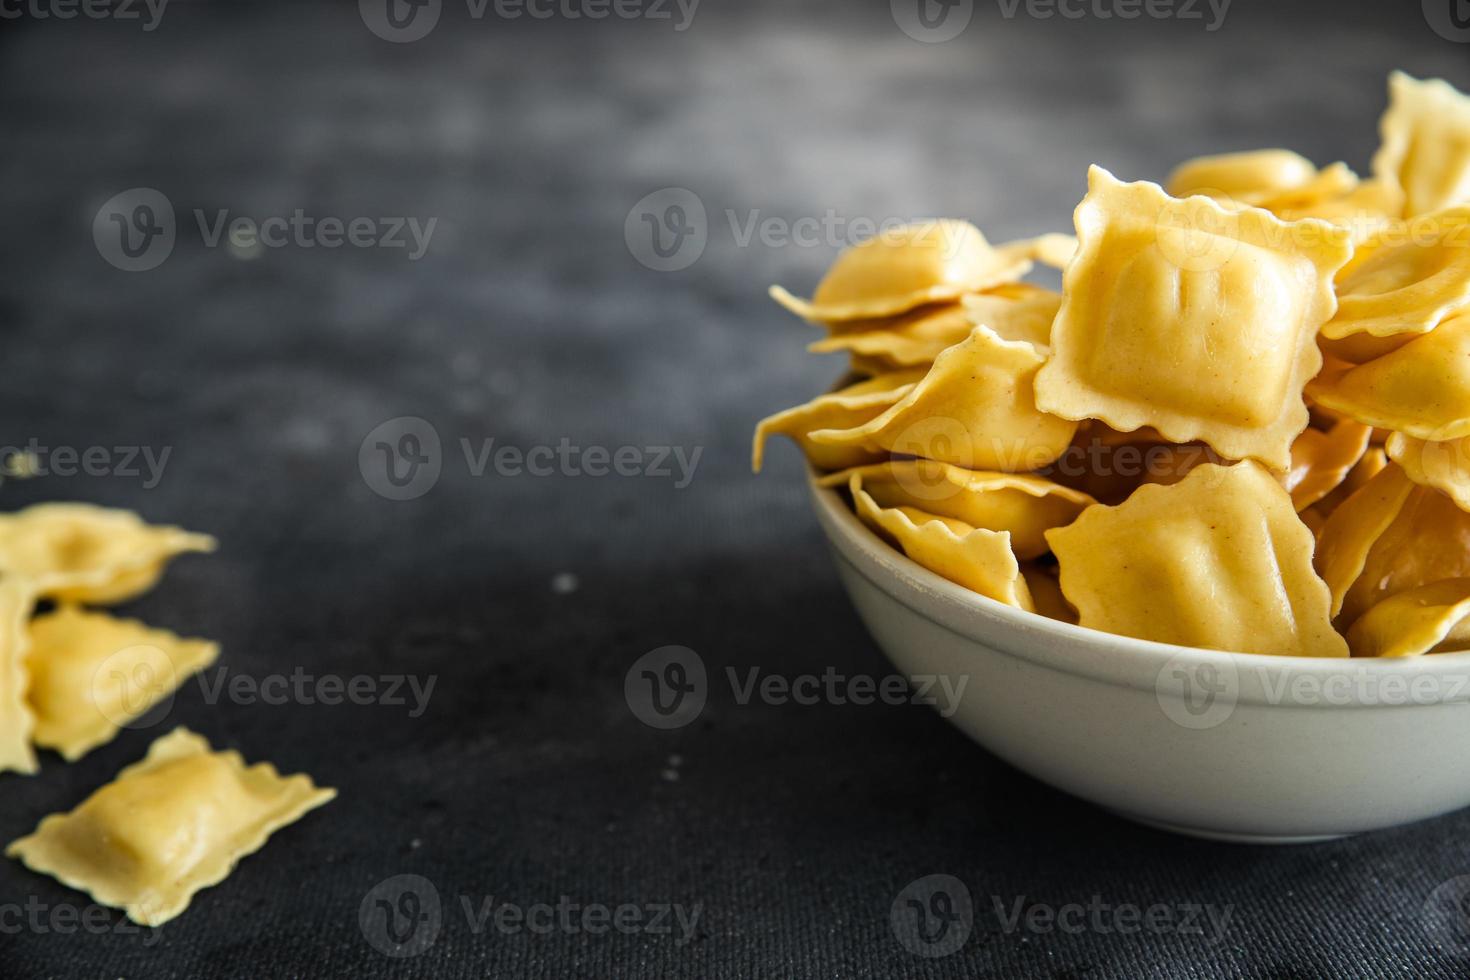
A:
[2,1,1470,977]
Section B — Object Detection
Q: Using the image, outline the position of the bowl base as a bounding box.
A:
[1111,811,1351,845]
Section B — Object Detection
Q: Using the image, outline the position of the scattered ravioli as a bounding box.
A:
[1284,420,1373,512]
[1372,72,1470,218]
[818,459,1094,559]
[1033,167,1353,469]
[1345,579,1470,658]
[1308,314,1470,441]
[26,606,219,762]
[751,371,922,472]
[769,220,1031,323]
[849,475,1033,610]
[1047,462,1347,657]
[1166,149,1328,205]
[1322,206,1470,361]
[809,324,1078,472]
[0,504,216,605]
[1315,462,1470,628]
[7,727,335,926]
[0,578,38,775]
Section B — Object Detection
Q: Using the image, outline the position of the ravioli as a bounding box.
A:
[1307,314,1470,441]
[1314,462,1470,628]
[751,371,923,472]
[7,727,335,926]
[1033,167,1353,469]
[1322,206,1470,360]
[1345,579,1470,658]
[1284,420,1373,512]
[848,475,1033,610]
[1046,461,1347,657]
[807,284,1061,370]
[1166,149,1328,205]
[0,578,38,775]
[0,504,216,605]
[1386,431,1470,511]
[769,219,1031,323]
[1372,72,1470,218]
[818,459,1094,559]
[26,606,219,761]
[809,324,1078,472]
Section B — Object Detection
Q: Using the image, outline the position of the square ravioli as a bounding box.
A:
[1046,461,1347,657]
[0,577,38,775]
[1034,166,1354,469]
[1373,72,1470,219]
[7,727,335,926]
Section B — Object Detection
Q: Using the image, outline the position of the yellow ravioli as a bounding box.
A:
[1346,579,1470,658]
[1166,149,1327,205]
[1046,461,1347,657]
[1020,563,1077,624]
[1307,314,1470,441]
[7,727,335,926]
[1372,72,1470,218]
[26,606,219,761]
[849,475,1033,610]
[1314,462,1470,628]
[1386,430,1470,511]
[0,578,38,775]
[809,324,1078,472]
[1284,420,1373,512]
[1322,206,1470,358]
[0,504,215,605]
[818,459,1094,559]
[751,371,922,472]
[769,219,1031,323]
[1033,167,1353,469]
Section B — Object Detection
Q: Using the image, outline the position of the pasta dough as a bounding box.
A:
[1373,72,1470,218]
[809,324,1077,472]
[26,606,219,761]
[1046,461,1347,657]
[769,219,1031,323]
[1034,167,1353,469]
[849,474,1034,610]
[7,727,335,926]
[0,577,38,775]
[0,504,215,605]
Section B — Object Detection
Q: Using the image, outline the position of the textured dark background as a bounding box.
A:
[2,0,1470,977]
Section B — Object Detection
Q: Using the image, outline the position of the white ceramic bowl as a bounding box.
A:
[809,471,1470,844]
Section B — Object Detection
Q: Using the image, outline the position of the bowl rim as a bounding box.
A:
[807,466,1470,705]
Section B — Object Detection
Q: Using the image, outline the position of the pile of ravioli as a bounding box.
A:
[755,72,1470,660]
[0,504,334,927]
